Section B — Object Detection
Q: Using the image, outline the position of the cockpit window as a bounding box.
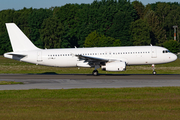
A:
[163,50,170,53]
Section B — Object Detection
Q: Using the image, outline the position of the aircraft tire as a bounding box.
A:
[92,70,98,76]
[152,71,156,75]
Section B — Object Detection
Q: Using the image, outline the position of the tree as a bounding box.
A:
[144,10,166,45]
[40,17,64,49]
[130,19,151,45]
[77,0,137,47]
[106,10,136,46]
[156,2,170,27]
[0,32,12,54]
[0,9,15,54]
[53,4,80,48]
[132,1,145,19]
[2,1,180,55]
[165,5,180,40]
[13,8,33,41]
[84,30,121,47]
[84,31,100,47]
[163,40,180,53]
[28,8,53,47]
[105,0,137,46]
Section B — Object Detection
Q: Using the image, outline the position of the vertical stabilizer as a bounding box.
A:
[6,23,39,52]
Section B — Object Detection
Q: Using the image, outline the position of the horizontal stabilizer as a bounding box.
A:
[4,52,27,60]
[7,53,27,57]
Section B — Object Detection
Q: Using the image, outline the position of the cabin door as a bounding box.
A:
[37,51,43,62]
[151,48,157,58]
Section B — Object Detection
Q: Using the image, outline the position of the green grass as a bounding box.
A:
[0,81,23,85]
[0,55,180,74]
[0,87,180,120]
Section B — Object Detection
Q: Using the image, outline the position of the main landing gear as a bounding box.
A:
[152,64,156,75]
[92,65,100,76]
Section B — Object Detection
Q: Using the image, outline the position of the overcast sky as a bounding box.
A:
[0,0,179,11]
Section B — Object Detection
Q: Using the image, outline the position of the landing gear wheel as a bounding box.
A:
[152,71,156,75]
[152,64,156,75]
[92,70,98,76]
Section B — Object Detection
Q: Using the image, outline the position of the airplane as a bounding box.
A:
[4,23,177,76]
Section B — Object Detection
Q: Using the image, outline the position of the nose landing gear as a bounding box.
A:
[152,64,156,75]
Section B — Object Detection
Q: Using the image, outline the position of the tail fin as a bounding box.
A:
[5,23,39,52]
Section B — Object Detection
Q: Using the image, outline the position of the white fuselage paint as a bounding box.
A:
[4,46,177,67]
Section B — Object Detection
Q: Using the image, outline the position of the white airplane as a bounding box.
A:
[4,23,177,75]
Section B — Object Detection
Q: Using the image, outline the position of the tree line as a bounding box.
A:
[0,0,180,55]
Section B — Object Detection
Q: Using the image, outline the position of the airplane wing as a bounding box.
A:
[75,55,127,64]
[76,55,110,62]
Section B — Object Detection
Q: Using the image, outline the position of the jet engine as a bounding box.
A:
[101,61,126,71]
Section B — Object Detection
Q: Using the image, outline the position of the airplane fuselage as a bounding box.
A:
[4,46,177,67]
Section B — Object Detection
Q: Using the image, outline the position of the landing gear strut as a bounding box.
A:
[152,64,156,75]
[92,65,100,76]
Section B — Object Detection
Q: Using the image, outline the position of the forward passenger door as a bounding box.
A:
[151,48,157,58]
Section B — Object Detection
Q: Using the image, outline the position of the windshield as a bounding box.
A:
[162,50,171,53]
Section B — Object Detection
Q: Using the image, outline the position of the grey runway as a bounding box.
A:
[0,74,180,90]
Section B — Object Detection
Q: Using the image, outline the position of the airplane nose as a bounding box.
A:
[170,54,177,61]
[174,54,177,60]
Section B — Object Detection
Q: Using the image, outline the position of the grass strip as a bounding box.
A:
[0,81,23,85]
[0,87,180,120]
[0,56,180,74]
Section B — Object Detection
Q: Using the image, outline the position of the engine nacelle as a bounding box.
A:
[101,61,126,71]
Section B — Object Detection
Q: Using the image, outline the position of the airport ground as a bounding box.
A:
[0,56,180,119]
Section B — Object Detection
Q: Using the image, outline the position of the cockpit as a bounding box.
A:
[162,50,171,53]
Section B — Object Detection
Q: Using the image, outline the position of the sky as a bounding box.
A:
[0,0,179,11]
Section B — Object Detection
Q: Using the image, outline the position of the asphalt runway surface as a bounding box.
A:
[0,74,180,90]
